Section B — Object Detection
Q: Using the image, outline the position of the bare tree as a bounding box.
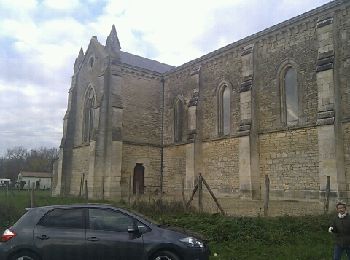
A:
[0,146,59,181]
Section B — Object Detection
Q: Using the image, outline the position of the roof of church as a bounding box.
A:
[120,51,174,74]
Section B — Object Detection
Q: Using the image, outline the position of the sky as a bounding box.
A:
[0,0,332,156]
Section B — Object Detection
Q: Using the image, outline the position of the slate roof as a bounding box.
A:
[120,51,174,74]
[19,171,52,178]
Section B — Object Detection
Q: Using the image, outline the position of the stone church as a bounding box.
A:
[53,0,350,215]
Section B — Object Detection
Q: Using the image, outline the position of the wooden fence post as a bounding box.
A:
[182,177,186,209]
[202,177,225,215]
[84,180,88,203]
[6,183,9,199]
[128,175,132,205]
[102,176,105,201]
[324,176,330,213]
[186,183,198,208]
[264,175,270,217]
[79,173,84,197]
[198,174,203,213]
[30,183,35,208]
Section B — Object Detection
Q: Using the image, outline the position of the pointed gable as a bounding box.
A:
[105,25,121,60]
[74,48,84,73]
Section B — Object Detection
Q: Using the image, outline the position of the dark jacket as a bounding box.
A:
[331,214,350,246]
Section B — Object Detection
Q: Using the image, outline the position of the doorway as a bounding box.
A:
[133,163,144,195]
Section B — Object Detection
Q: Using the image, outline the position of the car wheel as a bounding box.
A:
[151,250,180,260]
[10,251,40,260]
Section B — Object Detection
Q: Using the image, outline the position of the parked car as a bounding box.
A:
[0,179,11,187]
[0,204,210,260]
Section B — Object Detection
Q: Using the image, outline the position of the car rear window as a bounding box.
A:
[12,208,39,229]
[38,208,84,229]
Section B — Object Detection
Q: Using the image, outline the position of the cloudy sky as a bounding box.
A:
[0,0,332,156]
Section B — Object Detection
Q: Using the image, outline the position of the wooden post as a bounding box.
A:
[84,180,88,203]
[6,183,9,199]
[198,174,203,213]
[186,183,198,208]
[30,183,35,208]
[102,176,105,201]
[325,176,330,213]
[182,177,186,209]
[79,174,84,197]
[202,177,225,215]
[264,175,270,217]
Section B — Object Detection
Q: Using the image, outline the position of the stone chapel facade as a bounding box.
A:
[53,0,350,215]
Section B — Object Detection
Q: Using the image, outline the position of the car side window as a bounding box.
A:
[38,208,84,229]
[89,209,134,232]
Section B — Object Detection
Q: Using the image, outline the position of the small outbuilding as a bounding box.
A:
[17,171,52,190]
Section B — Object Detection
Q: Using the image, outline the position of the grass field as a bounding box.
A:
[0,189,336,260]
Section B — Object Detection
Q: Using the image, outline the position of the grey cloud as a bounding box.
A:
[193,0,330,53]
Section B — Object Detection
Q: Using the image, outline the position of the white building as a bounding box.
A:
[0,178,11,187]
[17,171,52,190]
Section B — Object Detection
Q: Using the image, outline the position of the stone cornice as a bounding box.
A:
[123,140,162,148]
[316,17,334,28]
[316,51,335,72]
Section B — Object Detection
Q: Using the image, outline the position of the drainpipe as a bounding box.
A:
[160,77,165,195]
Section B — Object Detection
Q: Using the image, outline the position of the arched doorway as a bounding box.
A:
[133,163,144,195]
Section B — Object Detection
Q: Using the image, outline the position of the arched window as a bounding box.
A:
[218,83,231,136]
[174,98,184,142]
[83,86,96,142]
[281,66,298,125]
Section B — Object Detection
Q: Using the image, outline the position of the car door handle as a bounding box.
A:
[87,236,99,242]
[37,235,49,240]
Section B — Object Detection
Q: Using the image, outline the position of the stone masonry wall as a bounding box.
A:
[336,5,350,119]
[163,71,197,145]
[121,143,161,197]
[73,43,106,146]
[199,52,241,140]
[163,145,186,194]
[201,138,240,196]
[69,146,90,195]
[344,123,350,188]
[122,72,162,145]
[59,1,350,215]
[259,127,319,199]
[254,19,319,131]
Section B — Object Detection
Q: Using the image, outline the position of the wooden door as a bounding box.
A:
[133,164,144,195]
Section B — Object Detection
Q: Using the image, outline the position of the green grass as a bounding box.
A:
[0,190,336,259]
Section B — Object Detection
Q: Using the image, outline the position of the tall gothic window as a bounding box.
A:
[281,66,298,125]
[83,86,96,142]
[174,98,184,142]
[218,84,231,136]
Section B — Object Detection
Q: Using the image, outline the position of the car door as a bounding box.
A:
[86,208,145,260]
[34,208,86,260]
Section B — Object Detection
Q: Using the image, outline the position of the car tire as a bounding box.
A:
[10,251,40,260]
[151,250,180,260]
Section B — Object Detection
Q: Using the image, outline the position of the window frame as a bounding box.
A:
[174,97,184,143]
[87,208,150,233]
[217,82,232,136]
[37,208,86,230]
[278,62,301,126]
[82,86,96,143]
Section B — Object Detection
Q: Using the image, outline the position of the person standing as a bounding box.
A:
[329,201,350,260]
